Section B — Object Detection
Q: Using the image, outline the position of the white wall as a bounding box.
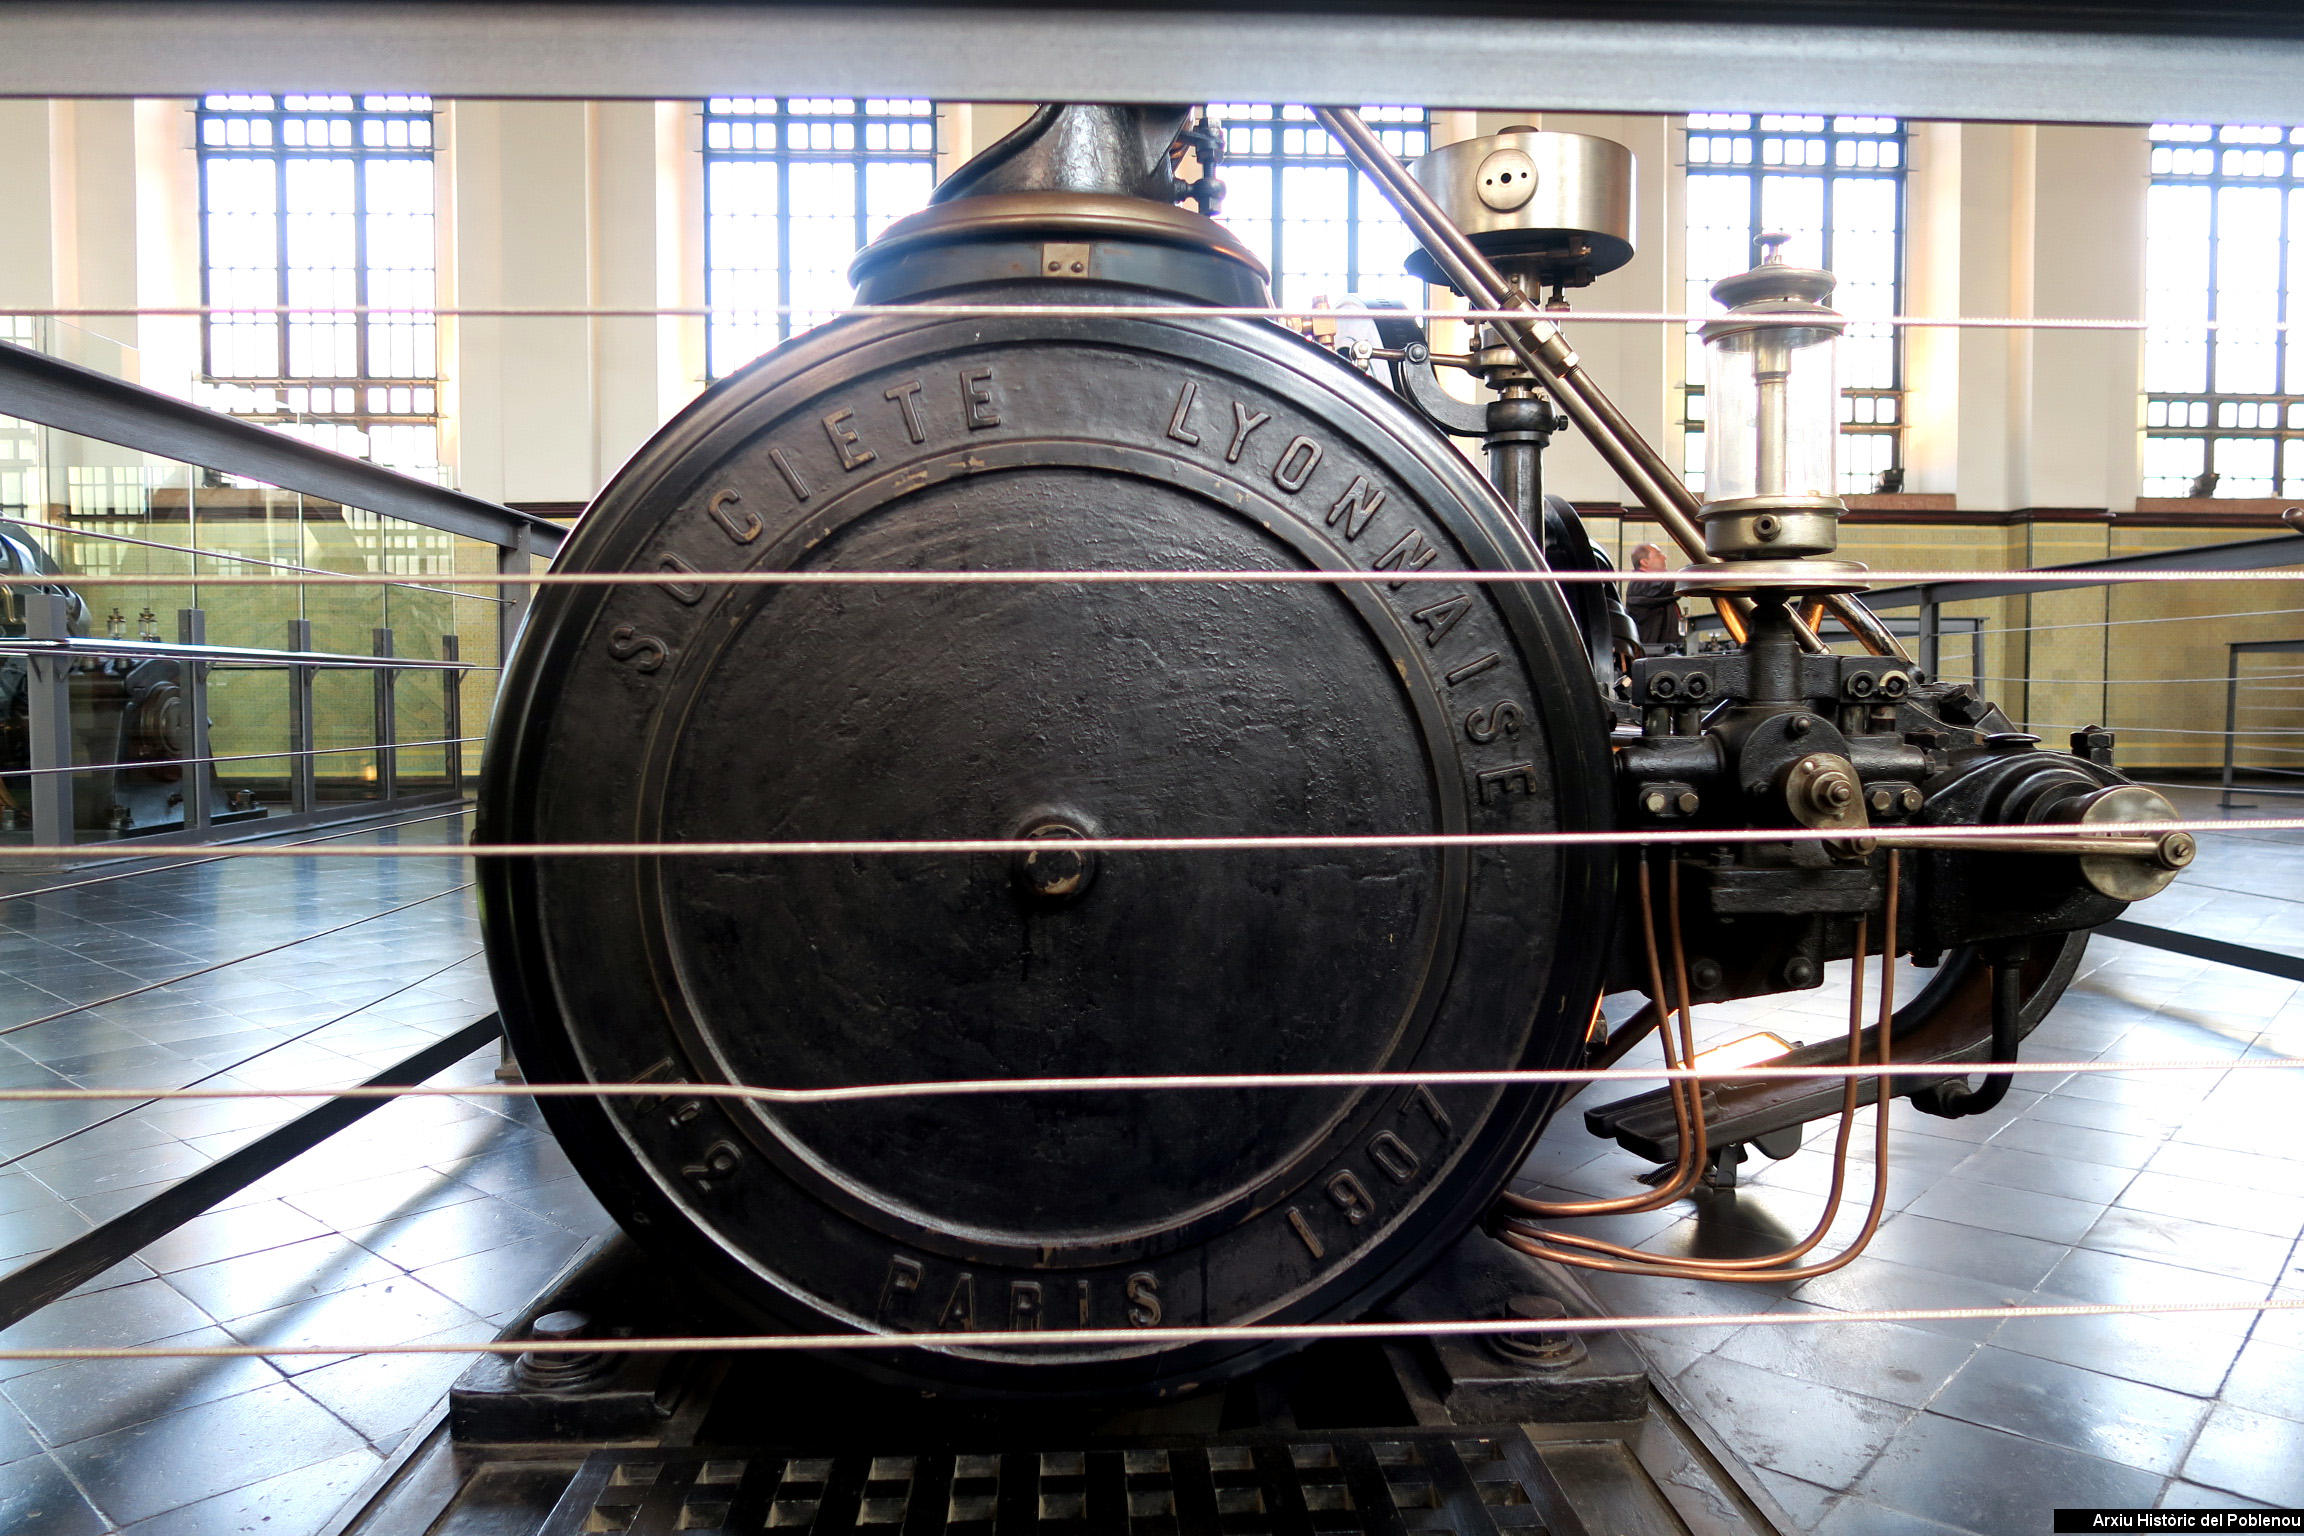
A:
[0,100,2163,517]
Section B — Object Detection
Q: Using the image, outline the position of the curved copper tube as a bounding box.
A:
[1500,855,1708,1218]
[1514,914,1867,1270]
[1499,854,1902,1285]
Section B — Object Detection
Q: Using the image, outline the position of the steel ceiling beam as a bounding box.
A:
[0,3,2300,125]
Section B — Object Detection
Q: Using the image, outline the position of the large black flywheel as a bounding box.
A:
[479,291,1615,1397]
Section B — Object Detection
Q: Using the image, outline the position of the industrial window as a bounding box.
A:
[196,94,441,479]
[1682,114,1906,497]
[1204,105,1431,312]
[2143,123,2304,498]
[703,98,938,378]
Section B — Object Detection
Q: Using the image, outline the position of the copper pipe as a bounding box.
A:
[1501,856,1706,1217]
[1520,914,1868,1270]
[1497,853,1902,1284]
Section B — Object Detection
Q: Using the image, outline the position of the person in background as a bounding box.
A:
[1624,541,1686,653]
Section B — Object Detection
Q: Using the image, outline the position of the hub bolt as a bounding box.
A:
[1489,1294,1587,1371]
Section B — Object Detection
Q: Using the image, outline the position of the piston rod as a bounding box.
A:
[1313,106,1910,663]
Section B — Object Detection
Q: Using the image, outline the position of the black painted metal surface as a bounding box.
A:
[479,277,1615,1396]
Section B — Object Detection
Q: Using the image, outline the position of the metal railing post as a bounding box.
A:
[1916,592,1942,681]
[441,633,463,795]
[177,608,210,832]
[2222,641,2242,810]
[287,618,316,815]
[372,626,397,803]
[23,594,72,849]
[497,526,532,669]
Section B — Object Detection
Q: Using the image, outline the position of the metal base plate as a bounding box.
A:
[324,1236,1790,1536]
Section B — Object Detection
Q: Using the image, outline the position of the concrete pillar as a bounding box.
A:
[2023,125,2147,512]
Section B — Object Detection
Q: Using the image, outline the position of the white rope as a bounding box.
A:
[0,1053,2287,1108]
[1,566,2295,591]
[0,814,2265,862]
[0,1294,2297,1363]
[1,301,2279,333]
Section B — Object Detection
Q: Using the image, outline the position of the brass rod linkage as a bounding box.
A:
[1312,105,1913,664]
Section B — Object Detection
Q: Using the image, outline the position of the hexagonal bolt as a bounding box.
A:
[1488,1293,1588,1371]
[1847,672,1878,699]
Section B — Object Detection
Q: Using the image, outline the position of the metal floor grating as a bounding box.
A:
[544,1433,1570,1536]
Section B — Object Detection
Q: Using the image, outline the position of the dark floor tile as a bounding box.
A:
[1749,1466,1838,1530]
[164,1233,406,1326]
[0,1393,37,1465]
[68,1176,201,1226]
[1929,1344,2208,1476]
[1,1324,285,1447]
[1992,1303,2246,1398]
[28,1137,209,1201]
[2183,1403,2304,1506]
[1719,1304,1980,1410]
[0,1200,93,1264]
[492,1174,611,1233]
[1986,1116,2164,1171]
[2161,1479,2274,1511]
[407,1230,591,1320]
[346,1193,571,1274]
[0,1278,213,1379]
[1853,1410,2163,1533]
[2079,1206,2296,1286]
[55,1376,363,1525]
[436,1135,577,1197]
[1858,1214,2072,1291]
[2144,1140,2304,1195]
[1,1113,184,1170]
[2036,1249,2271,1336]
[2020,1090,2188,1139]
[0,1451,108,1536]
[63,1255,158,1299]
[275,1164,487,1230]
[119,1445,384,1536]
[222,1275,482,1376]
[1903,1176,2107,1246]
[2221,1337,2304,1423]
[1789,1258,2030,1342]
[1946,1145,2137,1205]
[295,1320,496,1443]
[0,1174,68,1219]
[1672,1351,1911,1490]
[2114,1169,2304,1240]
[137,1199,334,1275]
[1577,1270,1794,1354]
[1813,1495,1978,1535]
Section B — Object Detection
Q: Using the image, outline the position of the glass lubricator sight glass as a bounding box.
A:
[1700,233,1848,561]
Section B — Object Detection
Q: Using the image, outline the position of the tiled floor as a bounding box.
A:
[0,811,613,1536]
[1515,790,2304,1533]
[0,793,2294,1534]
